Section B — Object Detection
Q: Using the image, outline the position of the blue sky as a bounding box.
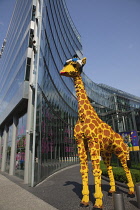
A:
[0,0,140,97]
[0,0,15,46]
[66,0,140,97]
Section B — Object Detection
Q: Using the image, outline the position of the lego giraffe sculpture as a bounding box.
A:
[60,58,135,209]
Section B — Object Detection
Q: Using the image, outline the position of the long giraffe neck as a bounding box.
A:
[73,75,98,120]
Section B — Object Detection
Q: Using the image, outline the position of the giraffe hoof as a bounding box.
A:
[80,202,89,207]
[127,193,135,198]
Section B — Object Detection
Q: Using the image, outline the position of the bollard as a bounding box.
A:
[136,183,140,209]
[113,191,125,210]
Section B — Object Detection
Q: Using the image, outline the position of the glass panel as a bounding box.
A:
[15,113,27,179]
[5,125,12,173]
[0,133,4,168]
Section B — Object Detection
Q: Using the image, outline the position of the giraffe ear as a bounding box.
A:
[82,57,86,65]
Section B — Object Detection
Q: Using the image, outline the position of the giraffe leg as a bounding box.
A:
[89,141,103,209]
[117,151,135,196]
[101,152,116,194]
[77,138,89,206]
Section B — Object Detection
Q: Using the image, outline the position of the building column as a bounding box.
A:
[1,125,9,172]
[24,46,35,185]
[24,0,43,186]
[24,82,34,184]
[9,116,18,175]
[132,110,137,131]
[113,94,121,132]
[122,115,126,131]
[0,130,3,167]
[111,115,116,131]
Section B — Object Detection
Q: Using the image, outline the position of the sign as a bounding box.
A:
[119,130,139,147]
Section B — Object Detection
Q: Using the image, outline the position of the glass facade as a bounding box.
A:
[98,84,140,133]
[0,0,32,124]
[0,0,32,181]
[34,0,82,184]
[0,0,140,186]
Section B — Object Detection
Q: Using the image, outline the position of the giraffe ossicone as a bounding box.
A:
[60,57,135,209]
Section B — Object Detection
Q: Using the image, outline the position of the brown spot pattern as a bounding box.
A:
[85,119,90,123]
[75,125,80,132]
[89,124,94,130]
[92,120,99,126]
[79,100,84,105]
[81,94,86,99]
[104,130,110,136]
[86,110,91,115]
[84,104,88,110]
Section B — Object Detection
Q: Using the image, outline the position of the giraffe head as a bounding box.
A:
[60,57,86,78]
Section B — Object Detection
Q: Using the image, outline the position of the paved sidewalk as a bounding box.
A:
[0,164,139,210]
[0,173,57,210]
